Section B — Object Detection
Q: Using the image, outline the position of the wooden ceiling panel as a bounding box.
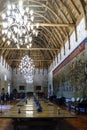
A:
[0,0,86,69]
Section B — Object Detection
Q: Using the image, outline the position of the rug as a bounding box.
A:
[0,105,13,113]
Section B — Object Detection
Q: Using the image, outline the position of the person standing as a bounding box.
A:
[6,92,9,104]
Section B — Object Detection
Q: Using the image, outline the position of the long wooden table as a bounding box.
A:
[0,98,75,118]
[0,98,76,130]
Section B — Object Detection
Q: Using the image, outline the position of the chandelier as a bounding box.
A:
[1,1,39,48]
[19,55,35,74]
[24,74,34,84]
[19,55,35,83]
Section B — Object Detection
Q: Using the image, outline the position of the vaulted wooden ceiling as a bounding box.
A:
[0,0,87,69]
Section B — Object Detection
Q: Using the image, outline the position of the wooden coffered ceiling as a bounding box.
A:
[0,0,87,69]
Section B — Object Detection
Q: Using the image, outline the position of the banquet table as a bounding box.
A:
[0,98,76,130]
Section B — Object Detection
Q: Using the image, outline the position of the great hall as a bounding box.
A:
[0,0,87,130]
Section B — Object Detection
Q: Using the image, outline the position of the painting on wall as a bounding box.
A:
[19,86,25,90]
[35,86,41,91]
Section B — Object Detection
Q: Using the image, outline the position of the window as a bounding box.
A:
[4,75,7,81]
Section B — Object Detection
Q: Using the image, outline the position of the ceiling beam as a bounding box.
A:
[39,23,74,27]
[0,48,59,50]
[0,22,74,27]
[7,59,52,62]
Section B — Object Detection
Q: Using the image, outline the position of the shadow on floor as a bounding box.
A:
[58,119,78,130]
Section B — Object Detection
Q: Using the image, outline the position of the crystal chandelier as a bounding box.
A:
[24,74,34,84]
[19,55,35,74]
[1,1,39,48]
[19,55,35,83]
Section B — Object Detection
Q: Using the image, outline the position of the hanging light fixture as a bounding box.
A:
[1,1,39,49]
[24,73,34,84]
[19,55,35,83]
[19,55,35,74]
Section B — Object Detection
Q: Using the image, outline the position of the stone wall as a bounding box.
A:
[0,56,12,93]
[12,68,48,93]
[48,17,87,98]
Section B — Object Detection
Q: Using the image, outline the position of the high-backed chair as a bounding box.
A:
[76,98,87,114]
[70,97,76,110]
